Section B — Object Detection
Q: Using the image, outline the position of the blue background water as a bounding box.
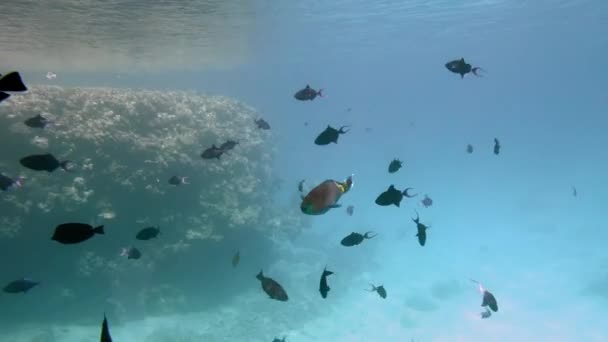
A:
[2,0,608,341]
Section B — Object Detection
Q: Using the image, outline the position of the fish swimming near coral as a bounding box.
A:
[256,270,288,301]
[168,176,188,186]
[319,267,333,299]
[201,145,225,159]
[375,185,417,207]
[120,247,141,260]
[136,226,160,240]
[300,174,354,215]
[314,125,350,145]
[24,114,50,128]
[255,118,271,130]
[52,223,105,244]
[0,71,28,104]
[220,140,239,151]
[20,153,71,172]
[3,278,39,293]
[294,84,323,101]
[445,58,484,78]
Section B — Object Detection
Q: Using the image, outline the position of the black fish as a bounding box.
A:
[136,226,160,240]
[220,140,239,151]
[101,314,113,342]
[24,114,50,128]
[201,145,225,159]
[340,231,377,247]
[319,267,333,299]
[493,138,500,155]
[375,185,417,207]
[445,58,483,78]
[421,195,433,208]
[466,144,474,154]
[314,125,349,145]
[3,278,39,293]
[482,290,499,312]
[255,118,271,130]
[272,338,286,342]
[388,159,402,173]
[20,153,71,172]
[52,223,104,244]
[168,176,187,185]
[256,270,288,301]
[346,205,354,216]
[0,71,28,104]
[121,247,141,259]
[367,284,387,299]
[0,173,22,191]
[412,211,429,246]
[294,84,323,101]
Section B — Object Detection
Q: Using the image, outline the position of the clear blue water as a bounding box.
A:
[1,0,607,341]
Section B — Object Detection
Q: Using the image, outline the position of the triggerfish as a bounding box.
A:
[300,174,354,215]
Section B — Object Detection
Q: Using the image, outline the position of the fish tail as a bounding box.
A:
[0,72,27,92]
[93,225,105,235]
[323,269,333,276]
[317,89,323,97]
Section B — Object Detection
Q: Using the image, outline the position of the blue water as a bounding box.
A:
[1,0,607,341]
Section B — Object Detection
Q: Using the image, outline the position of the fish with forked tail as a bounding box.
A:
[314,125,350,145]
[319,267,333,299]
[375,185,417,207]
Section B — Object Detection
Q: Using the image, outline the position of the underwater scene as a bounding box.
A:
[1,0,607,341]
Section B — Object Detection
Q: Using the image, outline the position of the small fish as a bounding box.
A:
[298,179,305,193]
[120,247,141,260]
[0,71,28,104]
[255,118,271,130]
[220,140,239,151]
[493,138,500,155]
[388,159,402,173]
[168,176,188,186]
[412,211,429,246]
[319,267,333,299]
[466,144,474,154]
[20,153,71,172]
[421,194,433,208]
[367,284,387,299]
[272,337,286,342]
[52,223,104,244]
[340,231,377,247]
[3,278,39,293]
[300,174,354,215]
[572,186,577,197]
[481,308,492,319]
[256,270,288,301]
[101,313,113,342]
[24,114,50,128]
[294,84,323,101]
[201,145,225,159]
[346,205,354,216]
[375,185,417,207]
[0,173,22,191]
[314,125,350,145]
[46,71,57,80]
[445,58,484,78]
[470,279,498,312]
[136,226,160,240]
[232,250,240,268]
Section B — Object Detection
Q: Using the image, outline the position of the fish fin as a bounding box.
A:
[0,92,9,102]
[93,225,105,235]
[0,72,27,92]
[256,270,264,281]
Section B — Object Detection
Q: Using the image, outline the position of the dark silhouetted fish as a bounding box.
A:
[0,71,28,104]
[256,270,288,301]
[20,153,71,172]
[101,314,113,342]
[24,114,50,128]
[314,125,349,145]
[168,176,188,185]
[319,267,333,299]
[466,144,474,154]
[421,194,433,208]
[346,205,354,216]
[340,231,377,247]
[3,278,39,293]
[294,84,323,101]
[0,173,22,191]
[367,284,387,299]
[470,279,498,312]
[493,138,500,155]
[52,223,104,244]
[220,140,239,151]
[375,185,417,207]
[388,159,402,173]
[121,247,141,260]
[272,337,286,342]
[412,211,429,246]
[136,226,160,240]
[232,250,240,268]
[201,145,225,159]
[300,174,354,215]
[445,58,484,78]
[255,118,271,130]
